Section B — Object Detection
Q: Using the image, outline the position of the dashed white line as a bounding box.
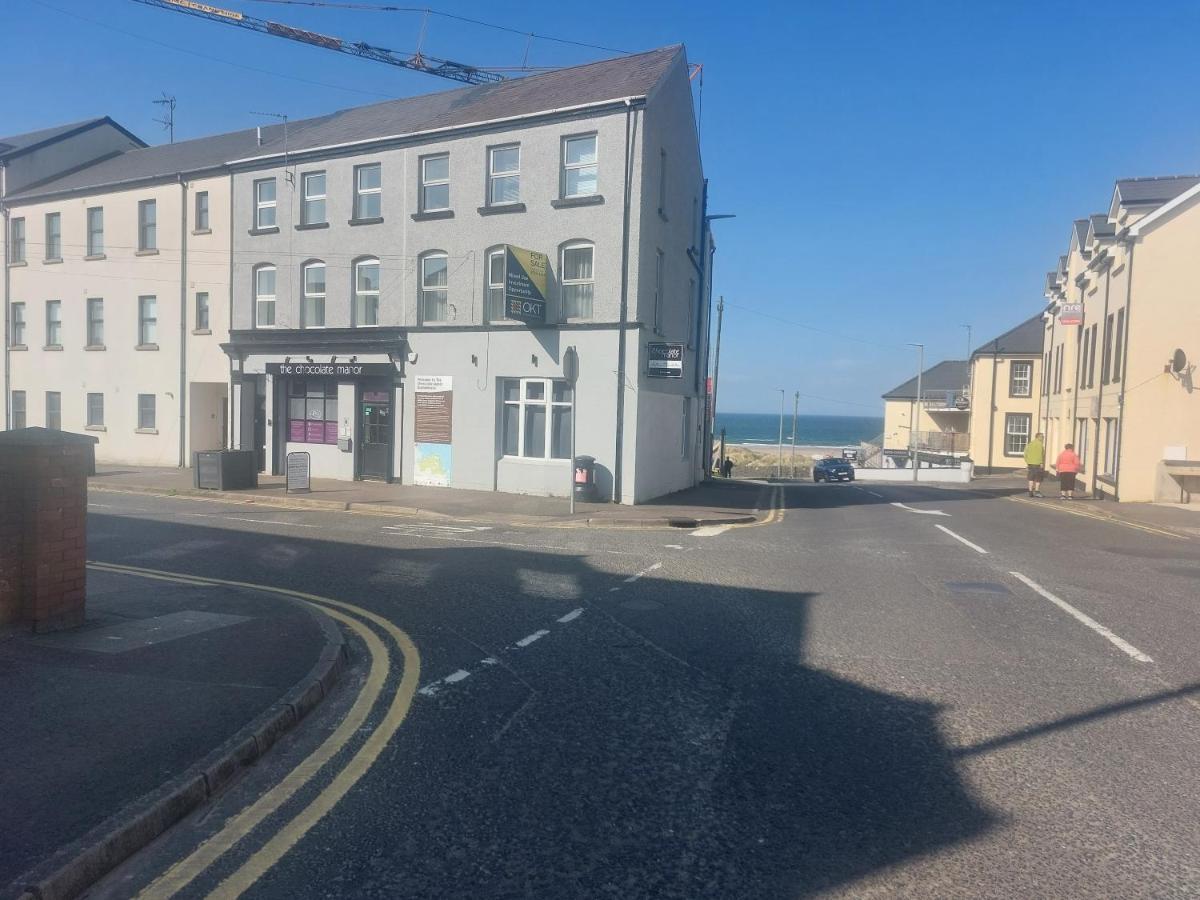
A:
[691,525,732,538]
[443,669,471,684]
[891,502,950,517]
[934,524,989,554]
[557,608,584,623]
[1009,571,1153,663]
[480,657,498,666]
[664,544,684,550]
[624,562,662,583]
[514,629,550,647]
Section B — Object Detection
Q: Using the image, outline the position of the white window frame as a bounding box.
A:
[302,261,326,328]
[488,145,520,206]
[138,295,157,346]
[354,163,382,220]
[9,217,24,263]
[560,241,595,320]
[1103,417,1119,477]
[45,300,62,347]
[10,302,25,347]
[254,265,277,328]
[138,199,156,251]
[486,247,510,323]
[195,191,209,231]
[195,291,210,331]
[1004,413,1031,457]
[45,213,61,260]
[501,377,572,460]
[87,297,104,347]
[254,178,277,229]
[46,391,61,430]
[419,251,449,324]
[86,206,104,256]
[301,171,327,225]
[354,257,380,327]
[420,154,450,212]
[137,394,156,431]
[87,392,104,428]
[561,134,598,199]
[1075,418,1090,470]
[1009,360,1033,398]
[11,390,26,429]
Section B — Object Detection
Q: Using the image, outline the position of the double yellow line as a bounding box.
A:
[1006,496,1186,541]
[88,561,420,900]
[731,485,786,529]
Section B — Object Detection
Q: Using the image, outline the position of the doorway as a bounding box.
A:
[253,377,267,472]
[359,389,392,480]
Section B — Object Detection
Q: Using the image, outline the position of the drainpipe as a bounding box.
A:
[2,161,9,430]
[986,341,998,473]
[1112,239,1136,501]
[1042,308,1055,436]
[1093,255,1113,496]
[612,98,635,503]
[179,176,188,467]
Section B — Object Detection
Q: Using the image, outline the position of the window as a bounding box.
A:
[1101,313,1114,384]
[501,378,572,459]
[11,391,25,429]
[302,262,326,327]
[195,292,210,331]
[87,298,104,347]
[87,393,104,428]
[10,302,25,346]
[1077,328,1088,389]
[301,172,326,225]
[254,265,276,327]
[138,296,157,345]
[1111,308,1125,381]
[561,243,594,319]
[1009,360,1033,398]
[87,207,104,256]
[1103,418,1119,476]
[287,378,338,444]
[420,154,449,212]
[1004,413,1031,456]
[654,249,664,333]
[9,218,24,263]
[138,394,156,431]
[658,149,667,216]
[1075,418,1089,469]
[562,134,597,198]
[46,392,61,430]
[354,258,380,326]
[420,252,448,323]
[254,178,276,229]
[1086,324,1098,388]
[45,213,61,260]
[195,191,210,231]
[354,163,381,220]
[45,300,62,347]
[488,145,520,205]
[1043,350,1052,394]
[138,200,156,250]
[486,248,508,322]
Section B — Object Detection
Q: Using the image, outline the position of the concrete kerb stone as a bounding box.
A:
[5,594,348,900]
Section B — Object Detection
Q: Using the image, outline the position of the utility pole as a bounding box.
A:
[153,93,176,144]
[961,324,972,362]
[907,343,924,482]
[790,391,799,478]
[776,389,785,478]
[709,295,725,476]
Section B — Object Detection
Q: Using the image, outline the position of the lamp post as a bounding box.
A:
[790,390,799,478]
[776,388,785,478]
[907,343,924,482]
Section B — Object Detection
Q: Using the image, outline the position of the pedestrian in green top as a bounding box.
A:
[1024,432,1046,498]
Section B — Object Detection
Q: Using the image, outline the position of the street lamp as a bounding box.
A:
[907,343,924,482]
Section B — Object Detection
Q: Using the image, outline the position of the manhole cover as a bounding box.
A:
[620,598,663,610]
[945,581,1011,595]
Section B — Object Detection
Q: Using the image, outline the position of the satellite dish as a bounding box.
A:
[1171,348,1188,374]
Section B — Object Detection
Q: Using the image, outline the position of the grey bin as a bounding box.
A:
[194,450,259,490]
[573,455,599,503]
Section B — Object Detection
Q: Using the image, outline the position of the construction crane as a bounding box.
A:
[131,0,504,85]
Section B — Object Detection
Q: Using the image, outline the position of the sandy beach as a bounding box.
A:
[711,441,862,476]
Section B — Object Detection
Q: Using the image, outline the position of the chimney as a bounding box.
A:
[257,125,263,147]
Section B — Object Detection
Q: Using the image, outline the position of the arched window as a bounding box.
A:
[253,264,276,328]
[419,251,448,323]
[485,246,508,322]
[302,260,325,328]
[354,257,380,326]
[560,241,594,319]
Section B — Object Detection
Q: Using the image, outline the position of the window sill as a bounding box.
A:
[136,343,159,351]
[43,258,63,265]
[192,328,212,336]
[9,344,27,351]
[135,248,159,256]
[500,455,570,466]
[84,253,106,262]
[43,345,63,351]
[348,217,384,227]
[411,210,455,222]
[248,226,280,236]
[135,428,159,435]
[7,260,27,268]
[552,194,604,209]
[191,228,212,236]
[478,203,525,216]
[84,344,106,351]
[85,425,107,432]
[295,222,329,231]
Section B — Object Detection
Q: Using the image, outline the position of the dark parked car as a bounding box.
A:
[813,457,855,482]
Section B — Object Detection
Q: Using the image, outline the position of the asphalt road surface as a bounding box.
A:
[83,481,1200,899]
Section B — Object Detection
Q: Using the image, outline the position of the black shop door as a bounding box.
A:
[359,394,392,480]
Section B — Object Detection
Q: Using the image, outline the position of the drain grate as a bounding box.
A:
[945,581,1011,595]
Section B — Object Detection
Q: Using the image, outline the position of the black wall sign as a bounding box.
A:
[647,342,685,378]
[266,362,396,378]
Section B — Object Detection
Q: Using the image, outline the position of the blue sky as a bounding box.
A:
[5,0,1200,415]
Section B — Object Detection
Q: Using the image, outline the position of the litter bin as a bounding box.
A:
[194,449,258,490]
[573,455,599,502]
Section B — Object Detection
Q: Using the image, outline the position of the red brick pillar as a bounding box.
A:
[0,428,96,632]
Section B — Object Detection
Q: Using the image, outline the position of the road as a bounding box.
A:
[83,480,1200,899]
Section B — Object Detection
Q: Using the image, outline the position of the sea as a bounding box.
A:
[714,412,882,448]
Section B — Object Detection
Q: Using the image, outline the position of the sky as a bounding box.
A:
[4,0,1200,416]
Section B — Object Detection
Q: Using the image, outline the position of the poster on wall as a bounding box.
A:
[414,375,453,486]
[414,443,452,486]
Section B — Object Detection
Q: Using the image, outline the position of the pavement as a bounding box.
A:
[0,566,345,900]
[89,465,763,528]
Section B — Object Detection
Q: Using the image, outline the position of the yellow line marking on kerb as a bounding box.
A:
[1007,496,1185,540]
[87,561,420,900]
[732,485,784,528]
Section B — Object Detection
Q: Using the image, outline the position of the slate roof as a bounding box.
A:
[882,360,969,400]
[1087,213,1115,240]
[972,314,1044,358]
[1113,175,1200,207]
[0,117,144,161]
[1071,218,1089,250]
[9,46,682,201]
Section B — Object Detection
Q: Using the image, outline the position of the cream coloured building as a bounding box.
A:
[966,315,1043,473]
[880,360,970,464]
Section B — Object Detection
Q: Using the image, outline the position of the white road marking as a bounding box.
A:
[88,502,114,508]
[443,669,471,684]
[1009,571,1153,663]
[624,562,663,583]
[557,608,584,623]
[664,544,684,550]
[515,630,549,647]
[608,587,620,592]
[480,657,498,666]
[856,488,885,499]
[891,502,950,517]
[378,529,637,556]
[417,683,442,697]
[692,525,732,537]
[934,524,989,554]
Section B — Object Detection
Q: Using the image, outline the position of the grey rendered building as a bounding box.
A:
[225,46,712,503]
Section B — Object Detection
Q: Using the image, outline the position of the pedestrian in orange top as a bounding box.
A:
[1056,443,1081,500]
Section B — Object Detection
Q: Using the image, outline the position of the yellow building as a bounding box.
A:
[881,360,970,465]
[1042,175,1200,503]
[967,314,1044,473]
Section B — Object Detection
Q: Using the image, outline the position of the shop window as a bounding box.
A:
[288,378,338,444]
[501,377,572,460]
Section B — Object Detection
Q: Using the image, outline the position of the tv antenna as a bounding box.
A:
[152,92,176,143]
[251,111,291,183]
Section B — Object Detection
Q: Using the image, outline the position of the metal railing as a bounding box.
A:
[912,430,970,453]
